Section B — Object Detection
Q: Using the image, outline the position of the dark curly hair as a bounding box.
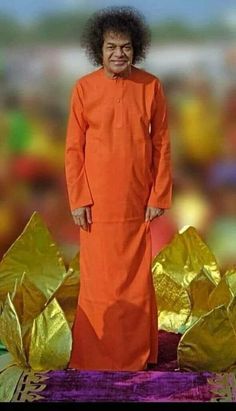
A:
[81,6,151,66]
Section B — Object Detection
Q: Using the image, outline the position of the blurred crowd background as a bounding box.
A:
[0,0,236,271]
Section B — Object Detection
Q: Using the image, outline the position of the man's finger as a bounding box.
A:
[86,207,92,224]
[73,215,81,226]
[79,216,88,231]
[158,209,164,217]
[149,210,155,221]
[73,214,88,230]
[145,207,150,222]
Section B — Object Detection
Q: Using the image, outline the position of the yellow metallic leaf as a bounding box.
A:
[11,276,24,324]
[11,274,47,328]
[29,298,72,371]
[208,272,234,311]
[153,272,191,333]
[178,305,236,372]
[68,251,80,274]
[0,294,28,368]
[0,211,67,304]
[48,252,80,328]
[227,295,236,334]
[0,365,23,402]
[0,353,15,373]
[225,269,236,297]
[185,269,216,329]
[9,275,48,356]
[152,226,221,289]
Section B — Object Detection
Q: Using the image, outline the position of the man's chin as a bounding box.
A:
[112,66,125,73]
[110,64,130,75]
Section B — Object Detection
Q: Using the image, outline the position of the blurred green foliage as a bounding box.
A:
[0,11,90,45]
[0,11,235,46]
[151,20,233,42]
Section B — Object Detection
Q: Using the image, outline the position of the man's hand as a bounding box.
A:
[71,207,92,231]
[145,206,164,222]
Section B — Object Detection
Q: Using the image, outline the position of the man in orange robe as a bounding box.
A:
[65,7,172,371]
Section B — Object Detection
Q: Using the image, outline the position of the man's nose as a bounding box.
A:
[114,47,124,57]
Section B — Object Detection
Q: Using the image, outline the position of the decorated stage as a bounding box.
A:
[2,331,235,402]
[1,212,236,402]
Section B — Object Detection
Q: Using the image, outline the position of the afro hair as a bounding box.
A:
[81,6,151,66]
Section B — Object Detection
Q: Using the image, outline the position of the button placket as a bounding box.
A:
[114,80,124,128]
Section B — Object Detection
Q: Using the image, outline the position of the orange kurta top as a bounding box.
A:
[65,65,172,220]
[65,65,172,371]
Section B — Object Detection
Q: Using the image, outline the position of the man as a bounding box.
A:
[65,6,172,371]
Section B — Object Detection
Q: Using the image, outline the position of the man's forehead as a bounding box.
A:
[103,31,131,44]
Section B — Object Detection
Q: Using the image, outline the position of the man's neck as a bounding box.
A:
[103,66,132,79]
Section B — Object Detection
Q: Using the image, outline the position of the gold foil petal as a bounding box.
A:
[227,296,236,334]
[208,274,233,311]
[178,305,236,372]
[0,211,67,304]
[152,226,221,288]
[11,274,47,327]
[225,269,236,297]
[8,275,48,356]
[11,276,24,323]
[185,269,216,329]
[0,294,27,368]
[48,252,80,328]
[153,272,191,333]
[0,365,24,402]
[68,251,80,274]
[29,298,72,371]
[0,353,15,372]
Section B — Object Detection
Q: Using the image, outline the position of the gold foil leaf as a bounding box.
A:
[227,296,236,333]
[29,298,72,371]
[0,294,27,368]
[48,252,80,328]
[152,226,220,288]
[14,275,48,356]
[11,276,24,324]
[0,212,67,303]
[153,272,191,333]
[0,352,15,373]
[0,365,24,402]
[225,269,236,297]
[207,373,236,401]
[178,305,236,372]
[185,269,216,329]
[68,251,80,274]
[208,274,232,311]
[11,274,47,327]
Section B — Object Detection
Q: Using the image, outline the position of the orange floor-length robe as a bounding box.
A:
[65,65,172,371]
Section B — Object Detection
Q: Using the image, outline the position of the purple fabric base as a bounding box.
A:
[11,331,235,402]
[11,332,212,402]
[28,370,214,402]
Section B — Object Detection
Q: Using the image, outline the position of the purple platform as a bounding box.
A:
[10,331,236,402]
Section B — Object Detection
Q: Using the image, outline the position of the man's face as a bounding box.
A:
[102,31,134,77]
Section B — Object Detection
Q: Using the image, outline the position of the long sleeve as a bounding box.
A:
[65,82,93,212]
[147,80,172,209]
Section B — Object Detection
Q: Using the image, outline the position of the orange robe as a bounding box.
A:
[65,65,172,371]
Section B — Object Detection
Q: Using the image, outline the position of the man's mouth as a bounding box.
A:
[111,61,127,64]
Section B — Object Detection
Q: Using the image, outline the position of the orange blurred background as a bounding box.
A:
[0,1,236,270]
